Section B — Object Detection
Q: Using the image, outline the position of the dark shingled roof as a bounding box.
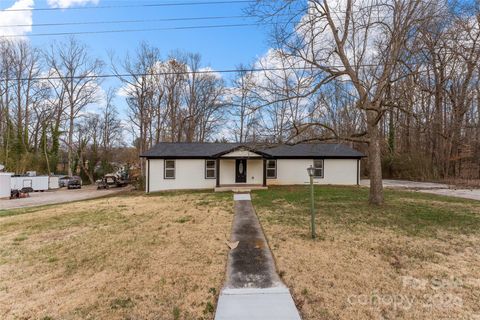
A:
[141,142,364,159]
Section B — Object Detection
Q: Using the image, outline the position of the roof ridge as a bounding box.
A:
[140,141,365,158]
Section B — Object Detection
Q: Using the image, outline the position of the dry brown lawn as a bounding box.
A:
[0,191,233,320]
[253,186,480,320]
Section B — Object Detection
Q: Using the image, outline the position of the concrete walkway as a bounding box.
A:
[215,193,301,320]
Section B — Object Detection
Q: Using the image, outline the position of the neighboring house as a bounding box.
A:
[141,142,365,192]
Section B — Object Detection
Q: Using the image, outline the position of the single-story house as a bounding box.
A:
[140,142,364,192]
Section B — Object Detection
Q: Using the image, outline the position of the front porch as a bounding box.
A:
[214,147,271,191]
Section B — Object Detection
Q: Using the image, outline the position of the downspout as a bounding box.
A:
[357,159,360,186]
[262,158,267,187]
[147,159,150,193]
[216,158,220,188]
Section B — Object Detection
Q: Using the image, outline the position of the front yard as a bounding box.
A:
[0,191,232,320]
[2,186,480,320]
[252,186,480,320]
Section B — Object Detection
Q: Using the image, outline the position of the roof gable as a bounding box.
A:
[213,145,270,158]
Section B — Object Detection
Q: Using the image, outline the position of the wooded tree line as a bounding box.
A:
[111,43,227,175]
[0,39,227,183]
[240,0,480,204]
[1,0,479,203]
[0,38,123,183]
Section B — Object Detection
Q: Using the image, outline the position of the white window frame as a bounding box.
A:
[266,159,277,179]
[205,160,217,179]
[313,159,324,178]
[164,160,176,179]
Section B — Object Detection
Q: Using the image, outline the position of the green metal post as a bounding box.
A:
[310,175,316,239]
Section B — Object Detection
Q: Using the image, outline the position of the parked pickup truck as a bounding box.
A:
[67,177,82,190]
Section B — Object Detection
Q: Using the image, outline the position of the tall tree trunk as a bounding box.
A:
[42,125,51,175]
[68,104,74,177]
[368,115,384,205]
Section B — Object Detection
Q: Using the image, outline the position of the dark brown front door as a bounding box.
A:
[235,159,247,183]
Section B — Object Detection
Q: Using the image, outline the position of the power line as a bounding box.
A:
[2,22,473,41]
[0,14,256,29]
[1,66,308,82]
[1,0,255,12]
[0,63,436,83]
[0,22,270,38]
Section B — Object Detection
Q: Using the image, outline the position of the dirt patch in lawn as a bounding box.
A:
[0,191,233,320]
[253,186,480,320]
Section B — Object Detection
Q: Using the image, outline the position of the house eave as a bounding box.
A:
[141,155,365,160]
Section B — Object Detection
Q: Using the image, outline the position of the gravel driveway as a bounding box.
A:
[0,186,130,210]
[360,179,449,189]
[361,179,480,201]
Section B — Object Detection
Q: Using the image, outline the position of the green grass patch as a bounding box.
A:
[110,297,134,309]
[146,189,232,202]
[13,234,28,243]
[175,216,192,224]
[252,186,480,237]
[0,204,57,218]
[172,306,181,320]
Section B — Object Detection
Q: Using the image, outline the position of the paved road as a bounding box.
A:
[0,186,129,210]
[361,179,480,201]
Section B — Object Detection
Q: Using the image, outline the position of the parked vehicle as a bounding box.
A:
[96,170,130,189]
[0,173,11,199]
[58,176,72,187]
[96,177,109,190]
[10,188,31,199]
[67,177,82,189]
[49,176,60,190]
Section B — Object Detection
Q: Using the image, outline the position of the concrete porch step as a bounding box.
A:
[215,185,268,192]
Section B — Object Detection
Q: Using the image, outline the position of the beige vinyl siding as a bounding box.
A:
[148,159,216,192]
[147,158,359,192]
[268,159,358,186]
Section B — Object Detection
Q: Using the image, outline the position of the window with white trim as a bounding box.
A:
[205,160,216,179]
[266,160,277,179]
[164,160,176,179]
[313,159,324,178]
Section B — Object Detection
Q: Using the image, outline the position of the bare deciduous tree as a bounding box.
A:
[45,37,104,176]
[251,0,443,204]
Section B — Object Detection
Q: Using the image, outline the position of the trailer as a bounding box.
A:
[49,176,60,190]
[0,173,11,199]
[11,175,49,192]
